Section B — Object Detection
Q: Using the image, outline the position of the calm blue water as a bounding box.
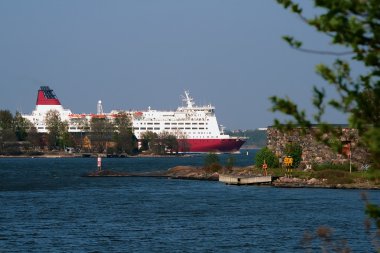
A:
[0,151,379,252]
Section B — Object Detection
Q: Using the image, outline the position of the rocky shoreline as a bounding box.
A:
[3,153,377,190]
[84,166,219,181]
[84,165,380,190]
[273,176,380,190]
[0,153,193,159]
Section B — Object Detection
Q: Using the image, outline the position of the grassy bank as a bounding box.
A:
[226,165,380,187]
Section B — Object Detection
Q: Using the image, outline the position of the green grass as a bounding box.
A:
[266,168,310,179]
[312,162,357,172]
[236,164,380,186]
[311,170,354,184]
[352,169,380,184]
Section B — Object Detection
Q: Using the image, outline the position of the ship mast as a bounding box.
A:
[97,100,104,115]
[183,91,194,108]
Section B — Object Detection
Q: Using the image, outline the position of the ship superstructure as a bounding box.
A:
[22,86,246,152]
[124,91,245,152]
[22,86,73,132]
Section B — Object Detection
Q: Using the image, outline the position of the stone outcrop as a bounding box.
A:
[166,166,219,180]
[267,127,370,169]
[273,176,379,189]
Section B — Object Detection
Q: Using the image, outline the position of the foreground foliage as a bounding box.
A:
[301,193,380,252]
[271,3,380,248]
[272,0,380,168]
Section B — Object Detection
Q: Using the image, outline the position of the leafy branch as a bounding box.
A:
[272,0,380,168]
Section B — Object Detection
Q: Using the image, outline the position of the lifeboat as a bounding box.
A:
[69,113,86,118]
[90,114,106,119]
[134,111,143,118]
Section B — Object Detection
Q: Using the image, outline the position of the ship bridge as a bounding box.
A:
[177,91,215,115]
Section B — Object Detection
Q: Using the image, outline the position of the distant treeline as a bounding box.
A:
[226,129,267,148]
[0,109,180,156]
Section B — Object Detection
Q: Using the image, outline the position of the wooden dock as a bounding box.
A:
[219,175,272,185]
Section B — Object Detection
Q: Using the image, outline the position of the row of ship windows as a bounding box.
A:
[135,127,206,130]
[178,136,217,139]
[38,126,92,130]
[136,118,209,121]
[38,126,91,130]
[137,122,206,126]
[37,126,207,131]
[37,125,215,138]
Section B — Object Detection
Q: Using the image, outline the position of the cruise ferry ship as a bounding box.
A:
[22,86,246,153]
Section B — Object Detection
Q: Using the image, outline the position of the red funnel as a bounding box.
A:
[36,86,61,105]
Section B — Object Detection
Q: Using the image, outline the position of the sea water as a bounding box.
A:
[0,151,379,252]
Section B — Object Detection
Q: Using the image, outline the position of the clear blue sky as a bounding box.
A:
[0,0,352,129]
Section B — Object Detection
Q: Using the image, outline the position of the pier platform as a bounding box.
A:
[219,175,272,185]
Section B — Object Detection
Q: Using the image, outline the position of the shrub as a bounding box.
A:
[205,163,222,173]
[365,168,380,182]
[106,147,116,155]
[26,151,44,156]
[204,153,220,168]
[204,153,222,173]
[225,155,235,170]
[255,147,279,168]
[2,147,23,156]
[284,143,302,168]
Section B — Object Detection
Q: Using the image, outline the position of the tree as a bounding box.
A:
[159,132,178,154]
[0,110,16,143]
[89,117,114,153]
[140,131,178,155]
[13,112,31,141]
[60,125,75,148]
[177,132,191,153]
[45,110,62,149]
[0,110,13,130]
[271,0,380,168]
[113,112,137,154]
[255,147,279,168]
[140,131,159,152]
[45,110,71,149]
[26,126,41,149]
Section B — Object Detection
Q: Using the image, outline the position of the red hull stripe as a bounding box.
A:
[177,139,245,153]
